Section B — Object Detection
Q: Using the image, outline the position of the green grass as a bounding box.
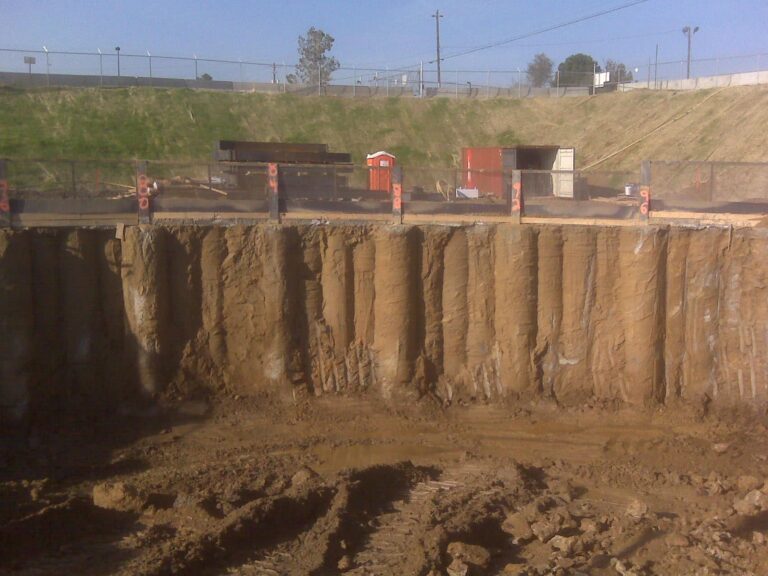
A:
[0,85,766,172]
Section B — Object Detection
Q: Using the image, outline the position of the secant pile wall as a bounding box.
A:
[1,223,767,424]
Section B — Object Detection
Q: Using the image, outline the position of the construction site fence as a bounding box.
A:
[3,46,768,97]
[0,158,656,225]
[648,160,768,215]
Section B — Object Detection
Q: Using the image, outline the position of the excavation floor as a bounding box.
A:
[2,396,768,576]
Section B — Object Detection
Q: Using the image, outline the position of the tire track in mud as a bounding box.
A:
[344,463,487,576]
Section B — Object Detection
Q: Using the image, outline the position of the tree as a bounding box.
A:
[556,53,599,87]
[526,53,553,88]
[199,73,213,81]
[604,59,633,83]
[287,27,340,87]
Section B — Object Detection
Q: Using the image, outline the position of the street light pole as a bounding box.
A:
[147,50,152,79]
[682,25,699,79]
[115,46,121,77]
[432,10,443,88]
[97,48,103,86]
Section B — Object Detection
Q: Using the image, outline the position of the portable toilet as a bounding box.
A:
[366,151,396,192]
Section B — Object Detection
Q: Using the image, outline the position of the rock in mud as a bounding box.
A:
[446,558,469,576]
[337,555,352,571]
[531,517,561,542]
[625,498,648,520]
[291,466,319,487]
[610,557,640,576]
[736,475,761,493]
[734,489,768,515]
[712,442,730,454]
[580,517,602,533]
[501,511,534,543]
[446,542,491,571]
[92,481,145,512]
[550,534,577,555]
[502,563,526,575]
[665,532,690,547]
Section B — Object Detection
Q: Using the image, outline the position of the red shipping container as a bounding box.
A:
[462,147,505,197]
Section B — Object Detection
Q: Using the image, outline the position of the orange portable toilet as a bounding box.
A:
[366,151,396,192]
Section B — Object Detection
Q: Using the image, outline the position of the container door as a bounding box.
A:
[553,147,575,198]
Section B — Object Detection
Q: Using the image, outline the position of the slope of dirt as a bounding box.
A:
[1,396,767,575]
[1,85,767,170]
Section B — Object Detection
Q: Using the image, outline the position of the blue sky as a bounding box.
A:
[3,0,767,83]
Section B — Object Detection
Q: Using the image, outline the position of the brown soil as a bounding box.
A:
[3,222,768,574]
[2,396,768,575]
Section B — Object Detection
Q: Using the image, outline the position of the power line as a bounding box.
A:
[432,0,652,63]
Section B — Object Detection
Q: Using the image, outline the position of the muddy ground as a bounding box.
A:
[2,395,767,576]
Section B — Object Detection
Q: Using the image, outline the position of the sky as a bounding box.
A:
[3,0,768,84]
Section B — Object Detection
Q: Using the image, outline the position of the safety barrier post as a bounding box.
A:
[136,160,152,224]
[267,162,280,222]
[392,167,403,224]
[508,169,522,224]
[0,160,9,227]
[639,160,651,221]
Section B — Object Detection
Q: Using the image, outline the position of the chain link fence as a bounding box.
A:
[3,47,767,97]
[650,160,768,214]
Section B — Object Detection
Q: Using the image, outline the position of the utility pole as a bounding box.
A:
[432,10,443,87]
[115,46,120,77]
[682,25,699,79]
[654,44,659,89]
[272,62,277,84]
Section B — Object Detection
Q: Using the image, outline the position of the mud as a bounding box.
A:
[2,222,768,425]
[3,222,768,574]
[2,396,768,575]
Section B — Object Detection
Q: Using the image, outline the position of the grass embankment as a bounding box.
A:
[0,85,767,171]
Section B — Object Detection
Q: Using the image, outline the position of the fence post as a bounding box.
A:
[392,167,403,224]
[70,161,77,196]
[267,162,280,222]
[508,169,522,224]
[639,161,651,221]
[0,160,9,227]
[136,160,152,224]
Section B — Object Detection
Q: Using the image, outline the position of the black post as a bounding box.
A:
[0,159,9,227]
